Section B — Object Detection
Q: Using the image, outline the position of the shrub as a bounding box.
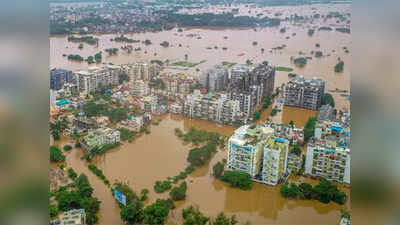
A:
[63,145,72,151]
[220,171,252,190]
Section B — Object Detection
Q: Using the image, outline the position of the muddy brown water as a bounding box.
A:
[54,113,349,225]
[51,4,350,224]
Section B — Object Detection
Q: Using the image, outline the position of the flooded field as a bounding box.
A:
[51,3,350,224]
[55,113,349,225]
[50,5,350,110]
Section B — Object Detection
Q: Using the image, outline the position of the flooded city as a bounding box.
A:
[50,2,351,225]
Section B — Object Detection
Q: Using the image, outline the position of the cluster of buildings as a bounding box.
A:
[227,101,351,186]
[200,63,275,117]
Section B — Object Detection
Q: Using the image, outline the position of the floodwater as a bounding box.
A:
[50,4,350,110]
[55,114,349,225]
[51,3,350,224]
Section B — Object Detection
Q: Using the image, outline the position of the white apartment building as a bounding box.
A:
[74,65,120,95]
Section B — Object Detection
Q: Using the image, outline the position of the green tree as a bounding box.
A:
[63,145,72,151]
[67,168,77,180]
[50,204,58,218]
[169,181,187,201]
[120,201,144,224]
[211,212,238,225]
[213,161,225,178]
[335,61,344,72]
[304,117,317,142]
[290,145,301,156]
[50,146,65,162]
[322,93,335,107]
[299,182,313,199]
[143,199,169,225]
[289,120,294,128]
[182,205,209,225]
[220,171,252,190]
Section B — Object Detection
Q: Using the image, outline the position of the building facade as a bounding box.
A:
[50,68,75,90]
[284,76,325,110]
[74,65,121,95]
[200,65,229,92]
[80,128,120,152]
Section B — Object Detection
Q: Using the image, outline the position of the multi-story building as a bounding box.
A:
[262,121,304,146]
[169,101,184,114]
[141,95,158,113]
[317,104,334,121]
[59,209,86,225]
[305,120,351,183]
[287,152,302,174]
[262,137,289,185]
[200,65,229,92]
[74,65,120,95]
[183,90,241,124]
[284,76,326,110]
[50,68,75,90]
[131,80,149,97]
[130,62,159,81]
[80,128,120,152]
[227,124,292,186]
[227,125,272,177]
[230,64,250,85]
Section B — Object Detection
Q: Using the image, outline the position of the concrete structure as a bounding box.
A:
[284,76,325,110]
[59,209,86,225]
[130,62,159,81]
[183,90,241,124]
[80,128,120,152]
[262,137,289,185]
[305,120,351,183]
[317,104,334,121]
[287,153,302,173]
[200,65,229,92]
[74,65,121,95]
[51,68,75,90]
[131,80,149,97]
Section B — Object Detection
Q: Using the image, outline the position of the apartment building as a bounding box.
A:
[169,101,184,114]
[262,137,289,185]
[80,128,120,152]
[131,80,149,97]
[230,64,251,85]
[183,90,241,124]
[59,209,86,225]
[50,68,75,90]
[227,125,272,177]
[305,120,351,183]
[262,121,305,146]
[130,62,159,81]
[200,65,229,92]
[284,76,325,110]
[74,65,120,95]
[227,124,292,186]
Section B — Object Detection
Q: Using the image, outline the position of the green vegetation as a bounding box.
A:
[68,36,99,45]
[67,168,77,180]
[270,108,278,116]
[290,145,301,156]
[50,119,67,140]
[117,128,136,142]
[322,93,335,107]
[88,164,110,186]
[336,27,350,33]
[165,12,280,28]
[276,66,293,72]
[281,179,347,205]
[335,61,344,72]
[94,52,102,63]
[220,171,252,190]
[170,60,207,68]
[293,57,307,67]
[83,100,129,123]
[160,41,170,47]
[187,140,218,166]
[78,43,84,49]
[154,180,172,193]
[319,26,333,31]
[68,54,84,61]
[182,205,209,225]
[53,174,101,225]
[113,35,140,43]
[212,161,225,179]
[50,204,59,218]
[50,146,65,162]
[315,51,323,57]
[63,145,72,151]
[151,59,163,66]
[105,48,118,55]
[211,212,238,225]
[143,199,170,224]
[169,181,187,201]
[120,201,144,224]
[308,29,315,36]
[253,96,272,121]
[304,117,317,143]
[288,73,297,78]
[221,61,237,68]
